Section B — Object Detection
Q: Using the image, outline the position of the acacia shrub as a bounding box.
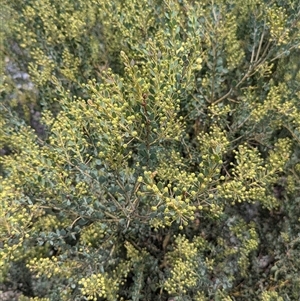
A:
[1,0,300,300]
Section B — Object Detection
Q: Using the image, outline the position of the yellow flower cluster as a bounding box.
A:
[78,258,133,301]
[10,0,102,110]
[0,125,72,203]
[139,166,199,228]
[49,108,90,165]
[31,214,69,233]
[60,48,80,82]
[267,6,290,45]
[260,290,284,301]
[125,241,147,261]
[220,139,291,207]
[27,256,77,281]
[120,49,185,142]
[208,103,232,123]
[0,183,44,264]
[229,221,259,276]
[250,83,289,123]
[164,235,199,294]
[80,222,106,247]
[198,125,230,156]
[138,129,229,227]
[78,273,107,301]
[99,0,156,55]
[28,48,55,87]
[27,256,60,279]
[222,13,245,70]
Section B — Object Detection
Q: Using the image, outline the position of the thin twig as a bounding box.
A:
[212,88,232,105]
[255,23,266,63]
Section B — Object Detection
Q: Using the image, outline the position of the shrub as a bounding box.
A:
[1,0,300,300]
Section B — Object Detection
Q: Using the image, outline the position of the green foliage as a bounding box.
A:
[1,0,300,300]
